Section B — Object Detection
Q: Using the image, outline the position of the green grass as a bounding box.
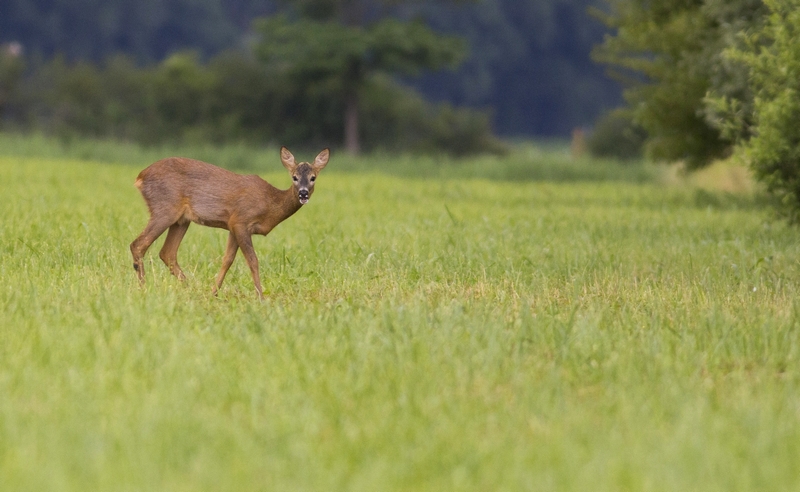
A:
[1,147,799,491]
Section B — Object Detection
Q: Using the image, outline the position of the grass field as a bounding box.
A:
[1,141,799,491]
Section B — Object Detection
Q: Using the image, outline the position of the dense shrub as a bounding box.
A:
[587,109,646,161]
[360,76,506,156]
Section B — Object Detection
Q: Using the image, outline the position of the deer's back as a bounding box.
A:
[136,157,267,227]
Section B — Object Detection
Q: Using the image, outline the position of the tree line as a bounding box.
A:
[0,47,503,155]
[0,0,507,154]
[0,0,623,145]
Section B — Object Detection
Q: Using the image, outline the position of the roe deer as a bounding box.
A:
[130,147,329,298]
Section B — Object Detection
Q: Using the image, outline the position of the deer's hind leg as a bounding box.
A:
[159,221,190,280]
[130,216,175,284]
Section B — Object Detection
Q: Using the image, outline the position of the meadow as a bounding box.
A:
[0,137,799,491]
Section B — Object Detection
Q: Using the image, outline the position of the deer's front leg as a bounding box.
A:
[213,232,239,296]
[234,230,264,299]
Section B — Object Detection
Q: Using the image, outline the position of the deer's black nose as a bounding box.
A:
[298,189,310,204]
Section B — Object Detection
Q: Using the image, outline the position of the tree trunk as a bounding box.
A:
[344,91,360,155]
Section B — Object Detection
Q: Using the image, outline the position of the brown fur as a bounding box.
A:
[130,147,329,298]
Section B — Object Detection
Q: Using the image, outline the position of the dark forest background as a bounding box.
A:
[0,0,622,153]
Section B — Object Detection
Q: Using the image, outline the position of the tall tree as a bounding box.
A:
[255,1,464,153]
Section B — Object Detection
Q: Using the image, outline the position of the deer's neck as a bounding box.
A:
[275,186,302,220]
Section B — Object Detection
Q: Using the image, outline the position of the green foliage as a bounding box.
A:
[714,0,800,221]
[1,152,799,490]
[598,0,800,220]
[593,0,764,168]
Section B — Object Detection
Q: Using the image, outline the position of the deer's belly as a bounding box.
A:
[193,218,229,229]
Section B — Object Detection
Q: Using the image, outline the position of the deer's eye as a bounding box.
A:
[292,176,298,182]
[310,176,316,182]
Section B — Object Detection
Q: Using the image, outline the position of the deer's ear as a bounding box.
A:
[313,148,330,171]
[280,146,296,171]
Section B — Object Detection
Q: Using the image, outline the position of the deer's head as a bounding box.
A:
[281,147,329,205]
